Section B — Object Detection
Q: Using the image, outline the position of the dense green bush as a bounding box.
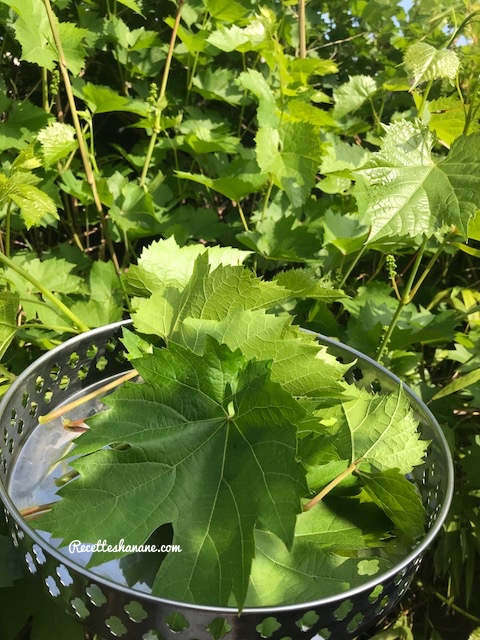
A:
[0,0,479,637]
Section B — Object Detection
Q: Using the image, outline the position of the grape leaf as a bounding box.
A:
[237,70,279,127]
[247,527,389,606]
[322,386,428,473]
[273,268,347,302]
[255,122,324,207]
[125,237,251,296]
[36,338,307,609]
[1,0,89,73]
[37,122,77,166]
[175,169,267,202]
[333,75,377,119]
[404,43,460,90]
[353,119,480,242]
[0,171,58,229]
[115,0,145,16]
[181,309,348,397]
[360,469,425,540]
[0,294,18,360]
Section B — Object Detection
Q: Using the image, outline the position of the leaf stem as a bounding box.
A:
[298,0,306,58]
[43,0,121,275]
[408,232,454,301]
[261,176,274,221]
[5,200,12,258]
[376,236,428,361]
[237,201,249,232]
[416,581,480,624]
[304,460,360,510]
[20,503,55,520]
[140,0,184,188]
[0,252,90,332]
[339,244,367,288]
[38,369,138,424]
[42,68,49,112]
[417,79,433,119]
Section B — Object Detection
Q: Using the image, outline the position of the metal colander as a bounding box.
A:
[0,320,454,640]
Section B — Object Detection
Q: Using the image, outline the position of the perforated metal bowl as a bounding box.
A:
[0,321,453,640]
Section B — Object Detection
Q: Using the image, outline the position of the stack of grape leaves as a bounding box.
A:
[34,241,428,610]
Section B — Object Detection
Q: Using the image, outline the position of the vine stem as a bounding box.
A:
[376,236,428,361]
[416,581,480,624]
[38,369,138,424]
[0,252,89,333]
[43,0,121,275]
[304,460,361,510]
[237,201,249,232]
[298,0,306,58]
[339,244,367,288]
[140,0,184,188]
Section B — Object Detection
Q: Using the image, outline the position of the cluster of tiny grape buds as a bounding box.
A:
[386,254,397,280]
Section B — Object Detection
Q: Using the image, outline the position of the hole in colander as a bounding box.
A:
[106,615,127,637]
[333,600,352,621]
[96,356,108,371]
[8,438,14,454]
[59,375,70,391]
[32,544,46,565]
[368,584,383,603]
[56,564,73,587]
[347,612,364,633]
[25,552,36,574]
[315,630,331,640]
[124,600,148,623]
[21,392,29,407]
[45,576,60,597]
[296,610,319,631]
[86,344,99,359]
[35,376,44,392]
[71,597,90,619]
[166,612,189,633]
[50,364,60,381]
[78,364,89,380]
[207,617,232,639]
[17,419,24,436]
[68,352,79,368]
[142,632,165,640]
[44,389,53,404]
[86,583,107,607]
[256,617,281,638]
[29,402,38,418]
[10,408,16,425]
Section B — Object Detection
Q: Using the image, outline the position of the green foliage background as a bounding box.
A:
[0,0,480,637]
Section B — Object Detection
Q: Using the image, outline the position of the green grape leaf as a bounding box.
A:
[57,21,89,76]
[1,1,89,73]
[273,268,347,302]
[115,0,145,16]
[0,294,18,360]
[203,0,250,22]
[131,253,291,339]
[333,75,377,119]
[404,43,460,90]
[353,119,480,242]
[360,469,426,540]
[255,122,324,207]
[37,122,77,165]
[181,308,348,397]
[1,0,56,70]
[426,96,479,146]
[36,339,307,609]
[238,212,321,263]
[0,99,52,152]
[80,83,149,116]
[247,526,389,606]
[175,169,267,202]
[125,237,251,297]
[237,70,279,127]
[326,386,428,473]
